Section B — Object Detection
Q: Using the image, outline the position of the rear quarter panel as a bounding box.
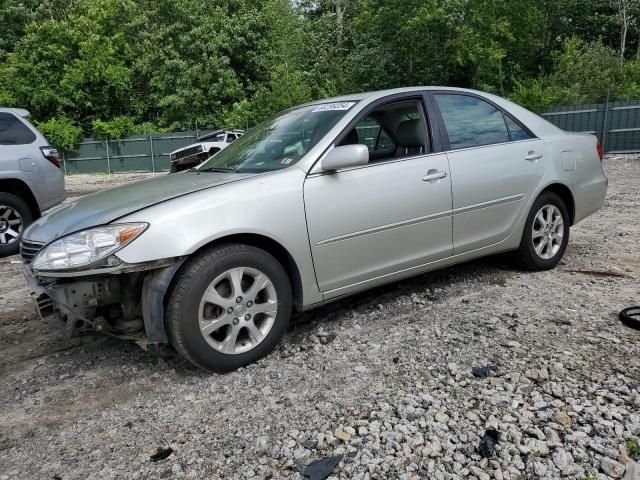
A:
[484,95,607,225]
[0,125,65,211]
[541,133,608,224]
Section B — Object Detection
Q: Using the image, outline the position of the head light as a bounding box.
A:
[32,223,147,271]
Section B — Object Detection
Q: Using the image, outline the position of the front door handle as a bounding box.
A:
[422,170,448,182]
[524,151,543,161]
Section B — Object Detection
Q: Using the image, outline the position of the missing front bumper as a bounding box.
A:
[23,259,185,348]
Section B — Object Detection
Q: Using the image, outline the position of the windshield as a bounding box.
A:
[198,102,356,173]
[199,132,226,142]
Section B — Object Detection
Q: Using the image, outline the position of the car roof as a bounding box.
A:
[0,107,30,117]
[303,86,488,106]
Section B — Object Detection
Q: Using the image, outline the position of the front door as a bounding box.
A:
[303,97,453,295]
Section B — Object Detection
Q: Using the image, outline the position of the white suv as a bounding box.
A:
[169,129,245,172]
[0,107,65,256]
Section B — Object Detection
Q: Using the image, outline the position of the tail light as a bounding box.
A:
[596,142,603,161]
[40,146,61,168]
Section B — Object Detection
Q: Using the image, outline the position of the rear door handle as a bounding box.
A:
[422,170,448,182]
[524,151,543,161]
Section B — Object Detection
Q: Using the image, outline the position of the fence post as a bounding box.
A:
[149,134,155,173]
[105,139,111,174]
[62,150,67,176]
[602,89,611,154]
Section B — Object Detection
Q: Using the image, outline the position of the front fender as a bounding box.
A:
[115,168,322,306]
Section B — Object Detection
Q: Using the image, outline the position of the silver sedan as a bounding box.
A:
[22,87,608,372]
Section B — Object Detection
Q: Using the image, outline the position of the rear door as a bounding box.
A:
[430,92,548,254]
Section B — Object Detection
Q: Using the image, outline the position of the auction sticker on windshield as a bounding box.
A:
[312,102,356,112]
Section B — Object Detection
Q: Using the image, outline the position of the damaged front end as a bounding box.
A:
[22,241,183,352]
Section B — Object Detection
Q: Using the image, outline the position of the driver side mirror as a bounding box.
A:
[321,144,369,172]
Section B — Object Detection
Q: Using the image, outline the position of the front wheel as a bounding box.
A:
[515,192,570,271]
[166,244,292,372]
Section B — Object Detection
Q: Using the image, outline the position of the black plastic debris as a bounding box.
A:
[478,429,500,458]
[620,306,640,331]
[150,446,174,462]
[472,365,497,378]
[304,454,342,480]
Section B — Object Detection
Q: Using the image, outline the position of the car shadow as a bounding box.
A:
[288,253,516,333]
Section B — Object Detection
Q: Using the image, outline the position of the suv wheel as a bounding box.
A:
[0,193,33,257]
[166,244,292,372]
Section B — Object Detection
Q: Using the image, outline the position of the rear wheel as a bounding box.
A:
[515,192,570,271]
[0,193,33,257]
[166,244,292,372]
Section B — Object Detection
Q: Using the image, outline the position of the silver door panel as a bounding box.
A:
[447,139,548,254]
[304,154,453,292]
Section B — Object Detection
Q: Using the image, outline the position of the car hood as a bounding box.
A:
[24,171,255,244]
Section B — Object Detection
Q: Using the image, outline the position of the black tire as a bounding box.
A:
[166,244,292,372]
[0,193,33,257]
[515,191,570,271]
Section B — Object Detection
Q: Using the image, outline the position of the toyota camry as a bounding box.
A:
[21,87,608,372]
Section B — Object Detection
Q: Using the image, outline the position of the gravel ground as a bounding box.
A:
[0,159,639,480]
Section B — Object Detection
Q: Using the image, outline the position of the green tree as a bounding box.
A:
[37,116,83,151]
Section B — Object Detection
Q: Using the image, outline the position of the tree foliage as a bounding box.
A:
[1,0,640,147]
[36,116,83,151]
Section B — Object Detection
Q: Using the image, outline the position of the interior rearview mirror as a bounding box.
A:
[321,144,369,172]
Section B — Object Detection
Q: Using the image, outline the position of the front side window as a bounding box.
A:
[434,94,509,150]
[349,117,395,154]
[339,99,429,162]
[0,113,36,145]
[199,102,356,173]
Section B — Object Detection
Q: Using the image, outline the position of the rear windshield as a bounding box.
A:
[0,112,36,145]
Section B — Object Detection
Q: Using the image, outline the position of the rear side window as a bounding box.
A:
[0,112,36,145]
[504,115,532,141]
[434,94,509,150]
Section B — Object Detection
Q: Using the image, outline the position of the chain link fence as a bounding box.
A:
[61,130,216,175]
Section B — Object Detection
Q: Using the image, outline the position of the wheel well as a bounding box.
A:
[193,234,304,312]
[0,179,40,218]
[541,183,575,225]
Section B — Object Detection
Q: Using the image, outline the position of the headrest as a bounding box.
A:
[395,119,424,148]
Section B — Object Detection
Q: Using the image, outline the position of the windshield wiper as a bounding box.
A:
[199,167,236,173]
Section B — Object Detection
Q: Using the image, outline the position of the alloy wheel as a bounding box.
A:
[198,267,278,354]
[0,205,23,245]
[532,204,564,260]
